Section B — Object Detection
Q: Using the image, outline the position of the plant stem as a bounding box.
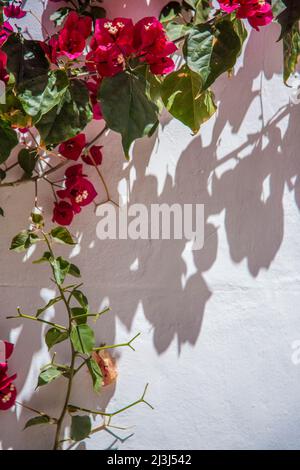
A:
[7,312,68,331]
[93,333,141,352]
[43,233,77,451]
[68,384,153,420]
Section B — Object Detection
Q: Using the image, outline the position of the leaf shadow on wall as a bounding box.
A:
[1,2,300,450]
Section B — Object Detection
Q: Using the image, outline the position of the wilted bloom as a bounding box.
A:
[92,350,118,386]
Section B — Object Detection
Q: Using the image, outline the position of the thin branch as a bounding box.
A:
[93,333,141,352]
[68,384,154,419]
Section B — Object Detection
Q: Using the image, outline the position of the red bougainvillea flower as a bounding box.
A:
[87,80,103,120]
[134,17,177,74]
[59,134,86,161]
[0,22,13,47]
[4,3,26,19]
[86,43,127,77]
[82,145,103,166]
[54,11,92,60]
[0,364,17,411]
[0,341,17,411]
[57,164,97,213]
[52,201,74,226]
[218,0,240,13]
[91,18,134,54]
[0,50,9,83]
[87,18,134,77]
[237,1,273,31]
[92,350,118,387]
[87,16,176,77]
[218,0,273,30]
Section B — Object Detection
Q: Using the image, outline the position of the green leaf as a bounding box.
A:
[37,366,62,387]
[50,7,71,26]
[69,263,81,278]
[45,327,69,350]
[165,22,190,41]
[162,65,217,133]
[183,17,247,90]
[283,21,300,82]
[0,207,4,217]
[72,290,89,309]
[31,212,44,226]
[36,79,93,145]
[159,2,182,24]
[33,251,52,264]
[50,226,76,245]
[19,70,69,123]
[70,415,92,442]
[194,0,211,24]
[51,257,70,285]
[2,34,49,88]
[18,148,38,176]
[24,415,52,429]
[99,71,158,158]
[36,296,63,317]
[0,120,18,164]
[277,0,300,40]
[71,307,88,325]
[10,230,40,253]
[87,357,103,393]
[272,0,286,16]
[70,324,95,354]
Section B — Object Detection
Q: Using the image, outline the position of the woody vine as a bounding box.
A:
[0,0,299,450]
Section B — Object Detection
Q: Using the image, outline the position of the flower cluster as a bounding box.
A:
[53,161,98,226]
[3,1,26,19]
[0,341,17,411]
[87,16,177,77]
[48,11,92,61]
[218,0,273,30]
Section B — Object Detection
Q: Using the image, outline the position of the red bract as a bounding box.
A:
[82,145,103,166]
[59,134,86,161]
[52,11,92,60]
[218,0,239,12]
[57,164,97,213]
[87,79,103,120]
[52,201,74,226]
[218,0,273,30]
[134,17,177,74]
[4,4,26,19]
[0,22,13,47]
[0,50,9,83]
[91,18,134,55]
[0,341,17,412]
[87,16,176,77]
[0,364,17,411]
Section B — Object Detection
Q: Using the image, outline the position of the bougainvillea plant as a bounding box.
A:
[7,214,152,449]
[0,0,299,450]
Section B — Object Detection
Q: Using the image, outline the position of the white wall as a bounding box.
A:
[1,0,300,450]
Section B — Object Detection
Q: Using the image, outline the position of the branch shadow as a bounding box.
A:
[1,0,300,450]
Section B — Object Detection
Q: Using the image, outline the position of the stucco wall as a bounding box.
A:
[1,0,300,450]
